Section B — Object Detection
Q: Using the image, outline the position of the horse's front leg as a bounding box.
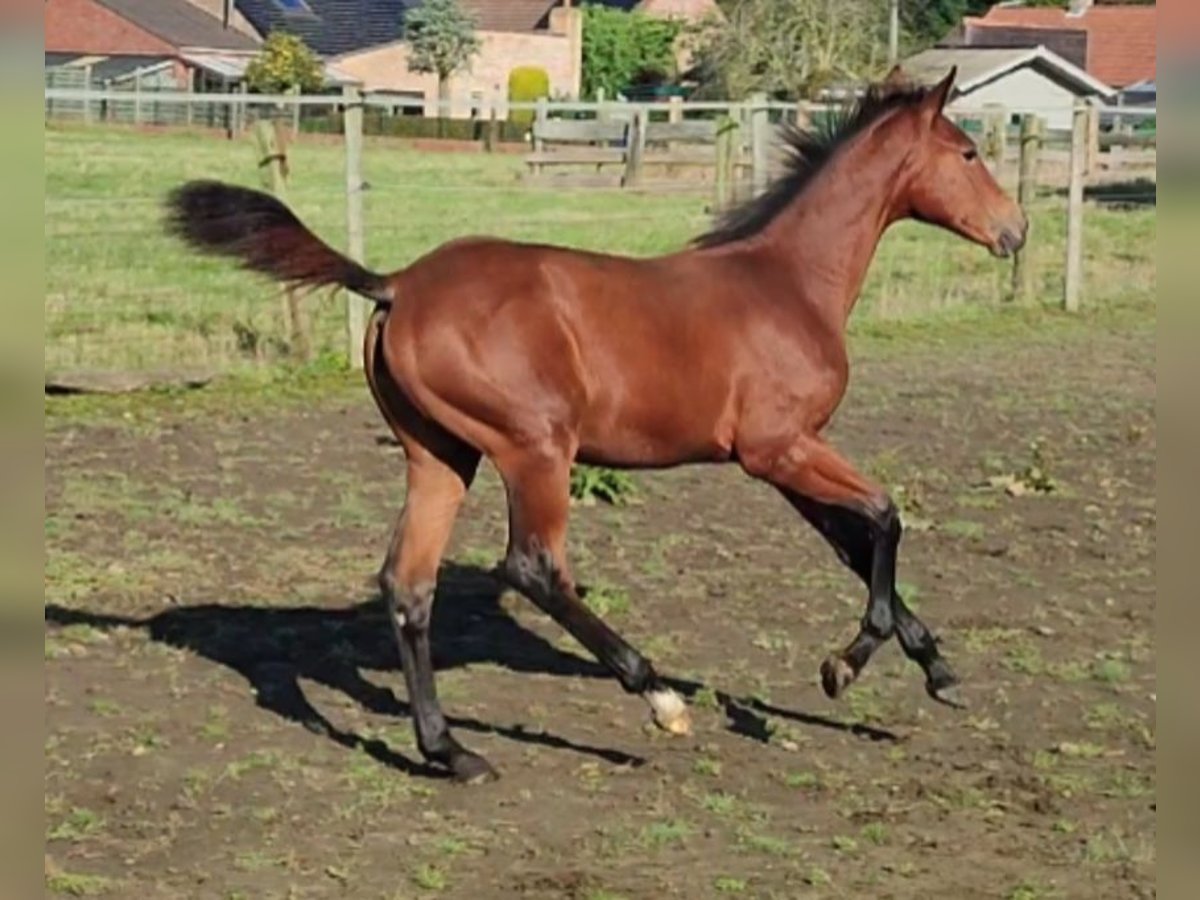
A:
[746,437,962,707]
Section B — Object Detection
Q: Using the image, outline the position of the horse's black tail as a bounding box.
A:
[164,180,394,305]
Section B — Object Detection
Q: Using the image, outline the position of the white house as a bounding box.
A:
[902,45,1115,131]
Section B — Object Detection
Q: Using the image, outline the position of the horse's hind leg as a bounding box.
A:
[365,313,494,781]
[377,444,494,782]
[495,448,691,735]
[752,438,961,707]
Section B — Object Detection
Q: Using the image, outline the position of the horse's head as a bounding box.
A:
[890,67,1028,258]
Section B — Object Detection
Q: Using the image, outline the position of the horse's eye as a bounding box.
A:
[963,147,978,162]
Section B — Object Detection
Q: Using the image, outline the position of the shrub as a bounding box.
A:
[245,32,323,94]
[508,66,550,128]
[569,465,637,506]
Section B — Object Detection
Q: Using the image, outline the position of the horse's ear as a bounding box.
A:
[920,67,957,122]
[881,65,912,95]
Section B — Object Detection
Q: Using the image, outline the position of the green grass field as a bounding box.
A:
[45,123,1155,372]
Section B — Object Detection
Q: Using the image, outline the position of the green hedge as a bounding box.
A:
[300,111,529,143]
[508,66,550,128]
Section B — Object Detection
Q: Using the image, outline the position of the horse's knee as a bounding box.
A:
[381,571,436,632]
[502,540,559,602]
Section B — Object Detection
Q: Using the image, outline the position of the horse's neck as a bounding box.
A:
[759,128,908,324]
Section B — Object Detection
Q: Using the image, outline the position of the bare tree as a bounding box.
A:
[689,0,890,99]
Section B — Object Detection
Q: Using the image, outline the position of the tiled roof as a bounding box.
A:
[458,0,558,33]
[234,0,414,56]
[93,0,260,50]
[965,3,1155,88]
[636,0,723,21]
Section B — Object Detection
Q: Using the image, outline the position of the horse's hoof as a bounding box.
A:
[648,688,692,736]
[820,655,856,699]
[449,751,498,784]
[927,681,967,710]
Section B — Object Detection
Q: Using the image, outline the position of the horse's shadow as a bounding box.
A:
[45,562,895,779]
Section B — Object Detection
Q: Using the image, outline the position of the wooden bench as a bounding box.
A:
[525,117,632,187]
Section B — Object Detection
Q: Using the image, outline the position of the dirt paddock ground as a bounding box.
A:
[45,310,1155,899]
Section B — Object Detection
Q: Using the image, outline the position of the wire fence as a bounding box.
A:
[44,88,1156,377]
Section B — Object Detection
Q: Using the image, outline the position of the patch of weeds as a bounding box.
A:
[411,863,447,891]
[570,465,637,506]
[58,624,108,646]
[48,808,104,843]
[223,749,280,780]
[803,866,832,887]
[1051,741,1106,760]
[693,756,722,777]
[738,830,793,857]
[1092,657,1132,685]
[435,837,472,857]
[692,685,720,711]
[1006,881,1058,900]
[1083,828,1153,866]
[343,748,411,806]
[1046,660,1090,682]
[845,685,887,723]
[984,438,1060,497]
[234,850,281,872]
[1052,819,1077,834]
[784,770,820,790]
[332,488,374,529]
[640,818,693,848]
[960,626,1022,653]
[1003,639,1045,675]
[860,822,888,845]
[87,698,121,718]
[713,876,748,894]
[831,834,859,853]
[1085,702,1137,732]
[896,580,922,610]
[45,870,115,897]
[1103,770,1152,799]
[456,547,495,569]
[127,724,168,755]
[930,783,988,810]
[941,519,986,540]
[580,582,630,618]
[957,492,1000,510]
[700,792,738,816]
[201,705,230,741]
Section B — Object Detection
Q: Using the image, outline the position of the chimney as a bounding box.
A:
[1068,0,1093,17]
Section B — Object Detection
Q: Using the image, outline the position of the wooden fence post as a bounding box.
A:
[714,115,737,213]
[984,103,1007,174]
[750,92,770,196]
[794,100,810,132]
[255,119,312,362]
[533,97,548,176]
[624,108,647,188]
[1085,102,1100,175]
[290,84,301,139]
[485,93,499,152]
[1064,101,1087,313]
[343,85,368,368]
[1010,113,1041,302]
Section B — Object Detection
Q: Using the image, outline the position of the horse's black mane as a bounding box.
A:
[693,83,932,248]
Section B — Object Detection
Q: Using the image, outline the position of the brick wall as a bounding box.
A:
[334,18,582,118]
[46,0,176,56]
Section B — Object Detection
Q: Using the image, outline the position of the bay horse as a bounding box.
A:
[166,67,1026,783]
